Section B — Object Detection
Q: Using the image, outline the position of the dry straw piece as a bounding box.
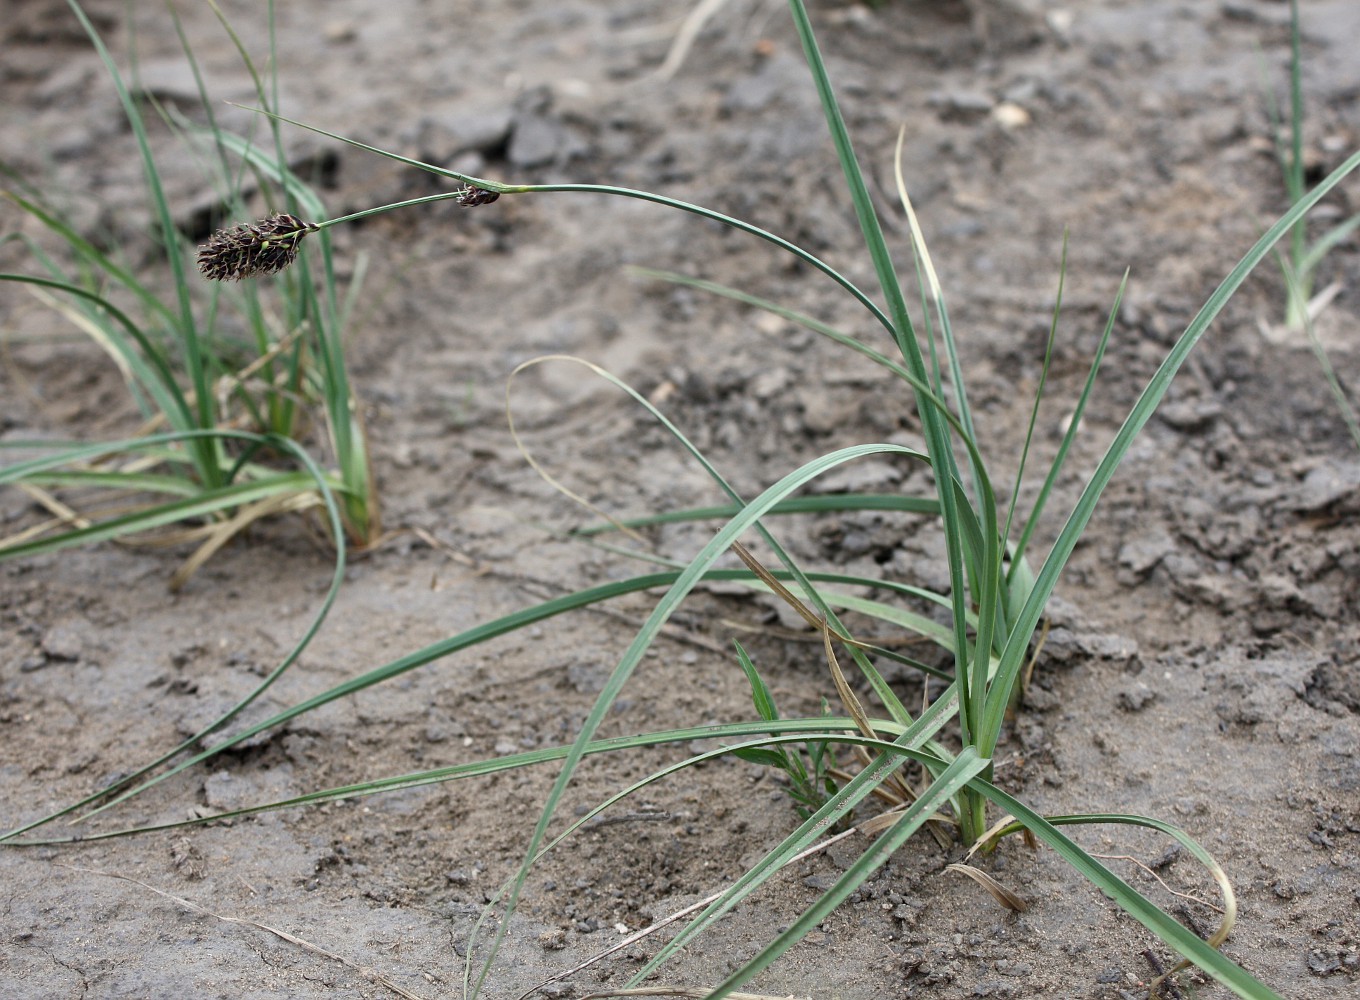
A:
[197,213,320,281]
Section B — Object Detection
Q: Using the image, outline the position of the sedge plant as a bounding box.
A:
[1258,0,1360,451]
[0,0,378,585]
[1262,0,1360,334]
[5,2,1359,999]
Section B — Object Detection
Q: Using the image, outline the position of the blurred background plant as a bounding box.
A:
[0,0,378,587]
[1256,0,1360,452]
[1262,0,1360,334]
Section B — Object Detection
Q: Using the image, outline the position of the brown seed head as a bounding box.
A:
[197,213,320,281]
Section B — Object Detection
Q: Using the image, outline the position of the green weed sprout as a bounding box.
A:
[1259,0,1360,451]
[731,640,842,825]
[4,2,1358,999]
[1263,0,1360,333]
[0,0,379,583]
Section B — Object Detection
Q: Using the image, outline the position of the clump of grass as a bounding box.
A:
[0,0,381,583]
[1262,0,1360,335]
[1257,0,1360,452]
[3,2,1358,999]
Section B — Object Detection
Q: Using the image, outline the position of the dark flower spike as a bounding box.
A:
[197,213,320,281]
[455,184,500,207]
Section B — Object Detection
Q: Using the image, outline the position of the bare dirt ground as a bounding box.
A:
[2,1,1358,998]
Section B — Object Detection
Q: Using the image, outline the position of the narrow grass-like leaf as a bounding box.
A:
[702,748,988,999]
[43,562,890,830]
[975,789,1279,1000]
[1283,265,1360,451]
[64,0,219,484]
[2,722,870,844]
[239,107,897,338]
[998,235,1067,565]
[0,193,178,330]
[630,727,962,984]
[984,146,1360,757]
[10,470,203,497]
[887,129,1001,806]
[785,3,984,798]
[734,641,780,723]
[0,471,325,560]
[467,442,926,996]
[0,273,193,431]
[1295,213,1360,276]
[0,428,345,842]
[568,493,939,535]
[510,356,913,652]
[1009,273,1125,582]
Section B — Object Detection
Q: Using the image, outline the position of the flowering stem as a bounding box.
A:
[231,105,893,333]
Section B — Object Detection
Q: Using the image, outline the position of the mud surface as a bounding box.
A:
[2,1,1359,998]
